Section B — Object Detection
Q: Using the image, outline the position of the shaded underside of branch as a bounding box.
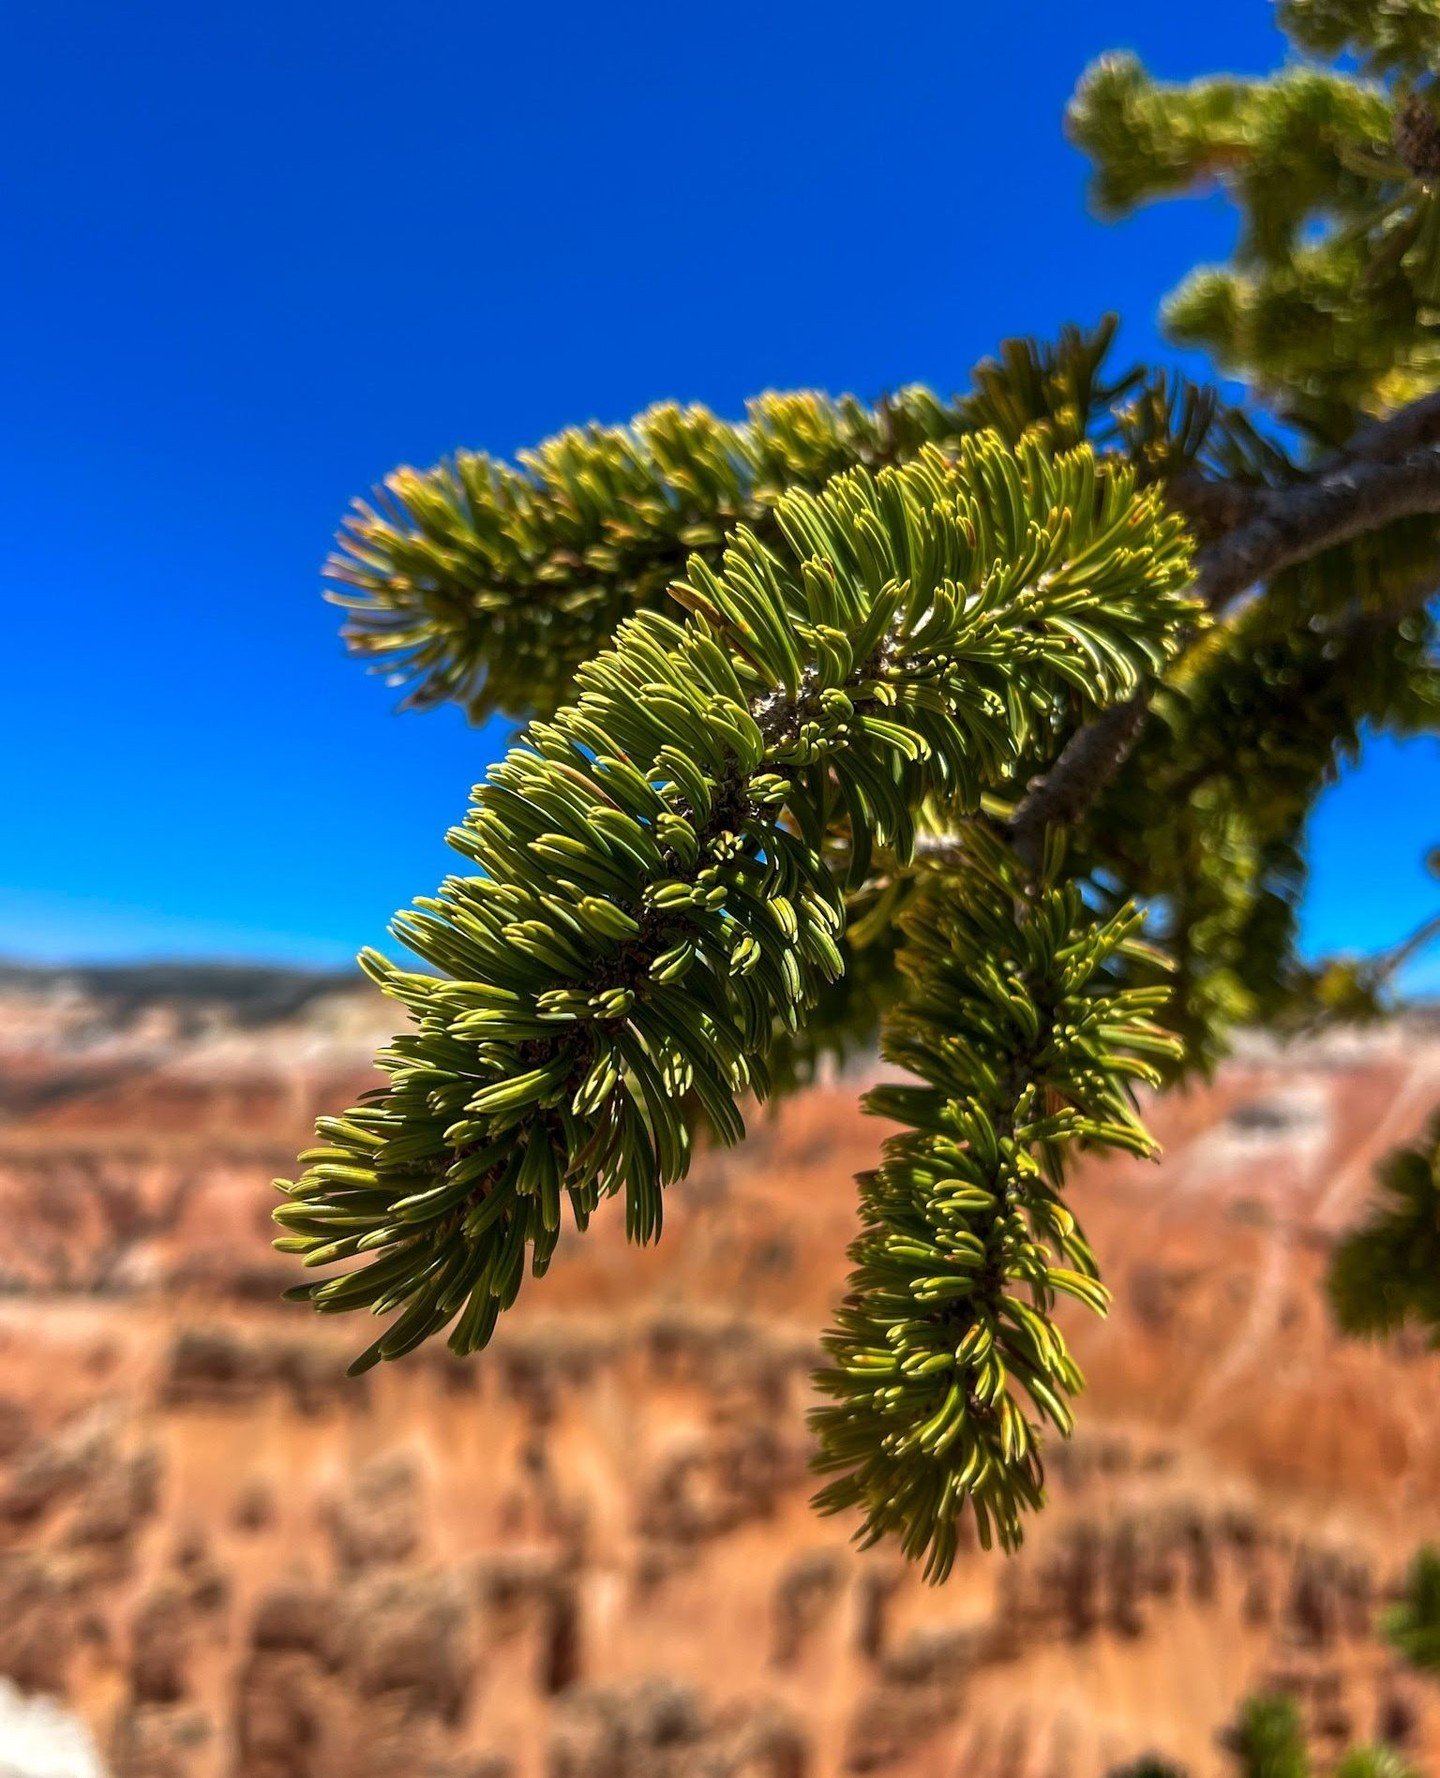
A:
[1009,695,1150,872]
[1192,441,1440,611]
[1008,401,1440,852]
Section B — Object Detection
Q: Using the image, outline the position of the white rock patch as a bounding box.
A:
[0,1681,105,1778]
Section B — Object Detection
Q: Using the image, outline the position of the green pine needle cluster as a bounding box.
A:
[1280,1,1440,78]
[1224,1695,1314,1778]
[1328,1114,1440,1338]
[1086,593,1439,1069]
[329,387,966,721]
[810,829,1179,1573]
[1332,1750,1422,1778]
[1222,1690,1418,1778]
[1382,1544,1440,1673]
[276,436,1192,1384]
[1070,29,1440,440]
[327,320,1248,725]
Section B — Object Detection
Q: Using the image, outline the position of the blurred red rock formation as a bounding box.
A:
[0,965,1437,1777]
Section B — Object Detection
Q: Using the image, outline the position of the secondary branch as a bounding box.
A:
[1008,417,1440,865]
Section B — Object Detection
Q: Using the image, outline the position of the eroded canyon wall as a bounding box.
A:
[0,966,1437,1778]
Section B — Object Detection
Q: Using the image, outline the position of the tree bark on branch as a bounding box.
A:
[1192,441,1440,611]
[1007,400,1440,869]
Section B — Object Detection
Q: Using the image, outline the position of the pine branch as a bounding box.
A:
[1009,403,1440,855]
[278,438,1193,1384]
[1280,0,1440,80]
[1344,389,1440,463]
[1079,590,1437,1066]
[326,322,1267,724]
[276,4,1440,1586]
[1221,1694,1311,1778]
[1193,441,1440,609]
[1164,469,1270,537]
[1162,387,1440,534]
[1329,1113,1440,1340]
[328,390,972,721]
[1383,1544,1440,1675]
[811,830,1178,1570]
[1009,696,1150,873]
[1070,43,1440,439]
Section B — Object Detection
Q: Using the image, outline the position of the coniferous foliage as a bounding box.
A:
[328,388,966,721]
[811,830,1178,1570]
[1060,8,1440,1081]
[1382,1544,1440,1674]
[282,1,1440,1578]
[1328,1116,1440,1339]
[1332,1749,1421,1778]
[326,320,1253,725]
[1281,2,1440,80]
[1084,597,1439,1067]
[1069,45,1440,438]
[1222,1695,1312,1778]
[1222,1692,1419,1777]
[278,439,1192,1382]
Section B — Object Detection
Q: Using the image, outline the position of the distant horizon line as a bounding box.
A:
[2,951,1437,1006]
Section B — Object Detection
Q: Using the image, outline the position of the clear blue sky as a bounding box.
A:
[1,0,1436,987]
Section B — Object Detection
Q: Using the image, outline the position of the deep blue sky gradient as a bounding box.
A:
[2,1,1436,985]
